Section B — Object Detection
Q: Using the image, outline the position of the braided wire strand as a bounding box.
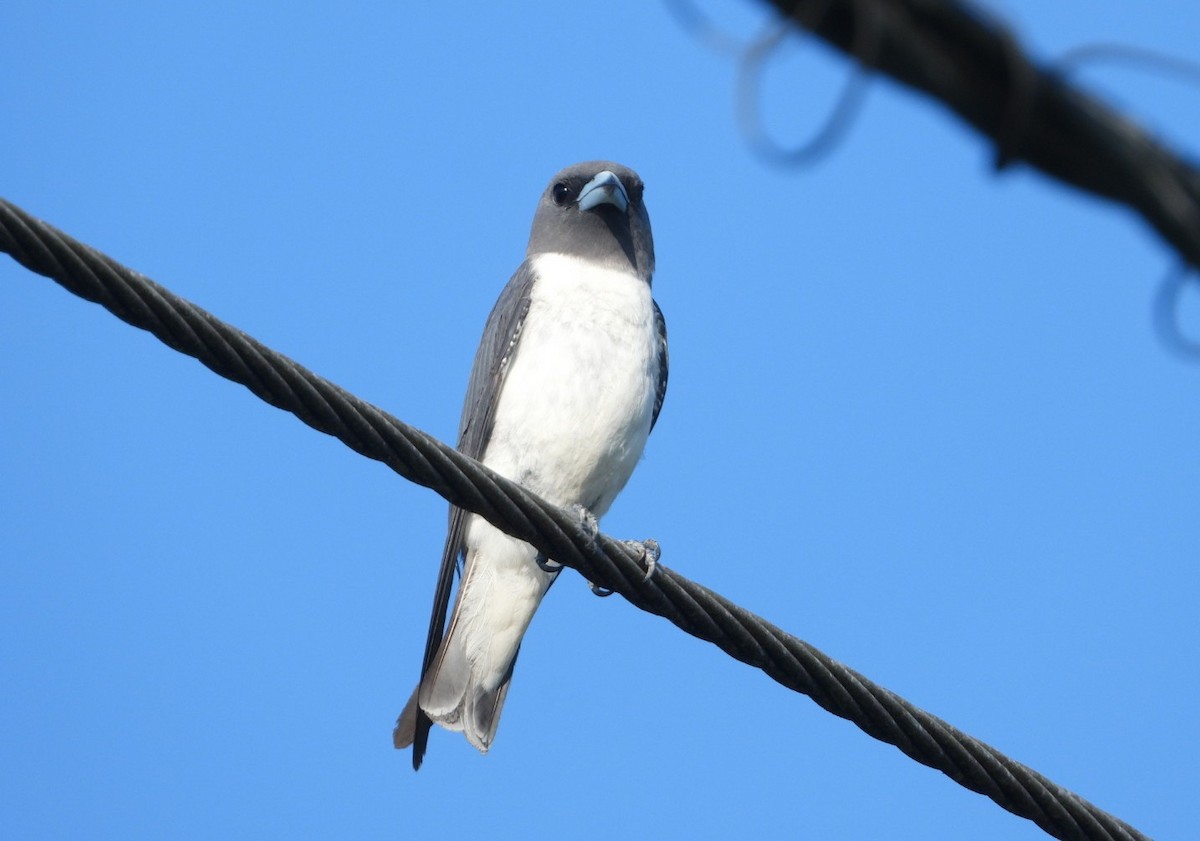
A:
[0,197,1148,841]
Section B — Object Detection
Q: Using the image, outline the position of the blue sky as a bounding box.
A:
[2,2,1197,839]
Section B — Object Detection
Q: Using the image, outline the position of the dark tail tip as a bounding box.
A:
[411,715,431,770]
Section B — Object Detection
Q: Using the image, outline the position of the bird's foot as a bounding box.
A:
[589,539,662,598]
[561,504,616,597]
[534,553,562,573]
[588,581,615,598]
[626,538,661,582]
[536,504,600,575]
[568,503,600,541]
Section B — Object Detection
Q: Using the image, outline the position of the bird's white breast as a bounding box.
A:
[481,251,659,516]
[453,252,660,692]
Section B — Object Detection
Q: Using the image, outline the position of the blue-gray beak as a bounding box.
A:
[578,170,629,214]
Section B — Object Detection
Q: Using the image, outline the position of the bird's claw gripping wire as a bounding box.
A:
[535,503,599,576]
[562,504,621,597]
[628,538,661,582]
[534,553,562,573]
[590,538,662,598]
[535,506,661,596]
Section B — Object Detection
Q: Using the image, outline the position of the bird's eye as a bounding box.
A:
[552,181,573,206]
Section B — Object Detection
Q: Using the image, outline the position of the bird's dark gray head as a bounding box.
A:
[526,161,655,282]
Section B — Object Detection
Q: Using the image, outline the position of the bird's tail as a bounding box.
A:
[392,618,517,755]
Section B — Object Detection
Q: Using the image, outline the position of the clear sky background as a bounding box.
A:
[2,2,1197,839]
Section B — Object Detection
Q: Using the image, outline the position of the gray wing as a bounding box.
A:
[456,263,537,462]
[409,261,535,767]
[650,300,668,431]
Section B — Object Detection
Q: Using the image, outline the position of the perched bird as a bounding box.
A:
[393,161,668,768]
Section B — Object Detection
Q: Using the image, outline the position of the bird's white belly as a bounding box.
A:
[456,253,659,689]
[480,252,658,515]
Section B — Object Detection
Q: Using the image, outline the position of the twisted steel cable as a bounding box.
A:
[0,197,1148,841]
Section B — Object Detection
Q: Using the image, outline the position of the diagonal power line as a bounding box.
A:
[753,0,1200,270]
[0,197,1148,841]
